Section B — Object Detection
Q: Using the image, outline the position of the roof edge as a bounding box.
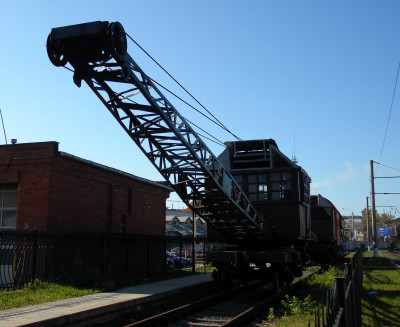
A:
[59,151,172,192]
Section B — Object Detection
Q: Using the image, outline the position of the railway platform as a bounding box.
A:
[0,273,214,327]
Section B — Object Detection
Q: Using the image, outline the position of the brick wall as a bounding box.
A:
[0,142,170,236]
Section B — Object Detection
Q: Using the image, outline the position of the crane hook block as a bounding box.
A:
[47,21,127,85]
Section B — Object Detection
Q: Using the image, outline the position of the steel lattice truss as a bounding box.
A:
[47,22,267,241]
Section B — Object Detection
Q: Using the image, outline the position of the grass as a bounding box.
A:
[0,279,99,311]
[0,265,215,311]
[361,249,400,327]
[252,266,343,326]
[254,249,400,326]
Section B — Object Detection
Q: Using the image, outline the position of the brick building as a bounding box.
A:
[0,141,171,235]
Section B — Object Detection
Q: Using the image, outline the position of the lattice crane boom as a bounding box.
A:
[47,21,267,241]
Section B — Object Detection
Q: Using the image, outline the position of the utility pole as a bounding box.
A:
[366,196,370,251]
[370,160,378,257]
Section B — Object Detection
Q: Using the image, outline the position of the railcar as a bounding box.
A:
[308,194,345,265]
[206,139,311,289]
[46,21,343,292]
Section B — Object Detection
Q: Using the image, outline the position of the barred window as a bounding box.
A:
[247,173,268,202]
[0,185,17,229]
[271,172,291,200]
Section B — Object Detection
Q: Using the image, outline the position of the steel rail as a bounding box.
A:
[124,279,267,327]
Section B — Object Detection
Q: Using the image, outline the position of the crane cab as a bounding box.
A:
[217,139,311,246]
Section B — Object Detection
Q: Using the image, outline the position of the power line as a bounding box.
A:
[64,64,226,146]
[184,118,225,147]
[0,109,8,144]
[373,160,400,173]
[377,60,400,164]
[150,77,231,135]
[126,33,243,142]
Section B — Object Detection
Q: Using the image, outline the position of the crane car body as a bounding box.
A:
[47,21,316,290]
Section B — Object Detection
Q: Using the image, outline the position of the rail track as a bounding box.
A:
[90,268,316,327]
[122,278,305,327]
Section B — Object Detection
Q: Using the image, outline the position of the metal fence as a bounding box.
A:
[312,248,363,327]
[0,229,224,289]
[345,240,391,251]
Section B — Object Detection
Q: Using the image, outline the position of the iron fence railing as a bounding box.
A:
[311,248,363,327]
[0,229,225,289]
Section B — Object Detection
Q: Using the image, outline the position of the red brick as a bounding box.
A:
[0,142,170,235]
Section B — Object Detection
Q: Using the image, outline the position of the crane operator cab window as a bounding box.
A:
[234,173,293,202]
[271,172,291,200]
[302,174,311,204]
[247,174,268,202]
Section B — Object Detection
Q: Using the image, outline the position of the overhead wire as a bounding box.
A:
[125,32,243,142]
[64,34,253,151]
[64,64,226,147]
[150,77,230,136]
[373,161,400,173]
[377,61,400,165]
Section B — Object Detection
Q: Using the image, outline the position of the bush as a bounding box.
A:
[281,294,318,315]
[306,266,343,289]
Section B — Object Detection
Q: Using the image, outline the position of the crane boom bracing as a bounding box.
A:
[47,21,267,241]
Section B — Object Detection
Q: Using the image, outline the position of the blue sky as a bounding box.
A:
[1,1,399,217]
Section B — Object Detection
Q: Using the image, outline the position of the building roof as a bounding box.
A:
[166,221,206,236]
[166,209,205,223]
[59,151,172,192]
[0,141,172,192]
[166,209,206,236]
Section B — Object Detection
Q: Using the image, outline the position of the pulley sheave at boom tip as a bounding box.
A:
[47,21,127,86]
[46,20,267,242]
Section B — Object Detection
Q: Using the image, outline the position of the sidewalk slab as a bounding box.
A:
[0,273,214,327]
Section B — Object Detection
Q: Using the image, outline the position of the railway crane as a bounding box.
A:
[47,21,311,291]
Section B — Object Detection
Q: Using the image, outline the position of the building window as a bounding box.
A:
[271,172,291,200]
[247,173,268,202]
[0,185,17,229]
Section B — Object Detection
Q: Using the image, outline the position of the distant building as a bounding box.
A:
[166,209,206,236]
[343,215,364,240]
[0,141,171,235]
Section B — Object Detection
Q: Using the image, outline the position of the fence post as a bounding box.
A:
[356,251,363,325]
[31,229,38,282]
[334,276,347,326]
[347,261,357,327]
[146,235,150,277]
[179,235,183,271]
[126,234,130,278]
[101,232,105,279]
[203,236,206,273]
[163,236,166,273]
